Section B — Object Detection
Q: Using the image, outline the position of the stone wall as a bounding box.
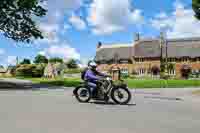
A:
[98,60,200,79]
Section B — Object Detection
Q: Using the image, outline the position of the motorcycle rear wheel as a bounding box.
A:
[74,86,91,103]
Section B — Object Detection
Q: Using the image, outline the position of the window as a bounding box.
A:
[192,70,199,78]
[169,69,176,75]
[182,57,189,62]
[119,60,129,64]
[168,58,176,62]
[121,68,129,76]
[192,69,199,74]
[136,58,144,63]
[138,68,145,75]
[191,58,198,62]
[176,58,181,62]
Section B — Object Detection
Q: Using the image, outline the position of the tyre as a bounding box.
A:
[74,86,91,103]
[111,87,131,104]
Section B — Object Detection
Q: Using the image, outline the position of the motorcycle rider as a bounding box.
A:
[84,61,108,97]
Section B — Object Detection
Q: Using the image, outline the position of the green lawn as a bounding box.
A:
[126,79,200,88]
[17,77,200,89]
[18,77,82,87]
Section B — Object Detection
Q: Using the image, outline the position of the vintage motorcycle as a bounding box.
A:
[73,77,132,104]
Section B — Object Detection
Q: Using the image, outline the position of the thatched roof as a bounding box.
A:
[96,37,200,62]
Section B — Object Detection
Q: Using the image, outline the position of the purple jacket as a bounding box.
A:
[84,69,106,81]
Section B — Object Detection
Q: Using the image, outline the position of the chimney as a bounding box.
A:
[97,41,102,49]
[134,33,140,42]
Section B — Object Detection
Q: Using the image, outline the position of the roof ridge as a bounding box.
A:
[168,37,200,42]
[99,43,132,49]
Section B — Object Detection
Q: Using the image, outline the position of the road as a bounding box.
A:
[0,87,200,133]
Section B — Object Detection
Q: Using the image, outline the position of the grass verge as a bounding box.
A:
[126,79,200,88]
[16,77,200,89]
[17,77,82,87]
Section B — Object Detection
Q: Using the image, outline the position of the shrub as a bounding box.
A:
[129,75,136,79]
[121,74,129,79]
[16,64,45,77]
[32,64,46,77]
[64,69,82,74]
[66,59,78,69]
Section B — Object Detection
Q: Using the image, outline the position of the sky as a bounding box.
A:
[0,0,198,66]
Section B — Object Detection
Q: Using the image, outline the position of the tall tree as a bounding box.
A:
[34,54,48,64]
[0,0,47,43]
[20,58,31,64]
[193,0,200,20]
[49,57,63,63]
[66,59,78,69]
[0,65,4,69]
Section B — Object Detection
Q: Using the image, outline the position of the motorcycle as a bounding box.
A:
[73,77,132,104]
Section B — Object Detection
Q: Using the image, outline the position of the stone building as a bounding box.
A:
[0,66,16,77]
[43,63,66,78]
[95,34,200,79]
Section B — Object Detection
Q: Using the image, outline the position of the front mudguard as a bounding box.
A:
[113,82,127,89]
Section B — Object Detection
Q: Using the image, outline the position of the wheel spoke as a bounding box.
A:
[76,88,90,102]
[114,88,129,103]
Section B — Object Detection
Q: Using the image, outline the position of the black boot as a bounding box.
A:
[92,89,97,98]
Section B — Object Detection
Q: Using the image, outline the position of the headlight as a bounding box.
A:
[106,77,111,80]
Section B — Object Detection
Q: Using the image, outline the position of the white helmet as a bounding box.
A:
[88,61,97,69]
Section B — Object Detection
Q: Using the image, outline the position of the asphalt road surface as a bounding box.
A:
[0,88,200,133]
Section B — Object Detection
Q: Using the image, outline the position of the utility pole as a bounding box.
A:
[16,56,19,66]
[160,31,168,77]
[160,32,164,60]
[166,39,168,76]
[160,32,164,75]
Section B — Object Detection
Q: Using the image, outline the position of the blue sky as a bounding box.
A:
[0,0,198,66]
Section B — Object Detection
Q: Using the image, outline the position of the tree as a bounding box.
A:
[0,0,47,43]
[66,59,78,69]
[0,65,4,69]
[49,57,63,63]
[20,58,31,64]
[34,54,48,64]
[192,0,200,20]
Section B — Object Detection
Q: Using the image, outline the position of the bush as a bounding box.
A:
[32,64,46,77]
[121,74,129,79]
[129,75,136,79]
[16,64,45,77]
[64,69,82,74]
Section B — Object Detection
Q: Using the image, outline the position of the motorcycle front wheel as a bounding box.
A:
[74,86,92,103]
[111,87,131,105]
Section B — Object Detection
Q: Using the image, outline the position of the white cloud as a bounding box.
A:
[41,43,80,60]
[7,56,17,65]
[78,57,91,68]
[43,0,84,26]
[38,23,60,44]
[38,51,46,56]
[87,0,143,35]
[151,1,200,38]
[37,0,85,44]
[69,14,86,30]
[0,49,5,55]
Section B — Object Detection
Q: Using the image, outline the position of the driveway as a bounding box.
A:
[0,87,200,133]
[0,78,33,88]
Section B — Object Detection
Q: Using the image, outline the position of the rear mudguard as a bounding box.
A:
[73,83,87,95]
